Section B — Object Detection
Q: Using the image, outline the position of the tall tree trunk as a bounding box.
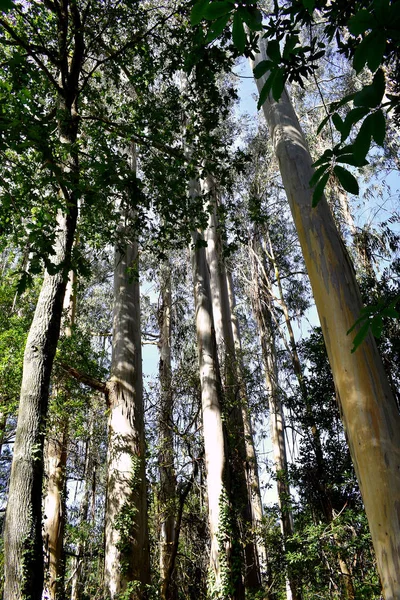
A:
[3,209,77,600]
[250,234,301,600]
[191,219,244,599]
[44,422,68,600]
[226,270,266,575]
[104,147,150,599]
[44,272,76,600]
[3,6,84,595]
[157,261,177,600]
[252,40,400,599]
[264,230,355,598]
[204,179,261,591]
[70,418,94,600]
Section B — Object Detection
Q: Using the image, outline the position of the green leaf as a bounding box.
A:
[283,34,299,59]
[257,77,273,109]
[352,115,373,160]
[332,113,344,133]
[309,164,329,187]
[253,60,271,79]
[333,165,359,195]
[366,30,386,72]
[353,34,371,73]
[354,69,385,108]
[370,315,383,338]
[373,0,390,24]
[348,9,376,35]
[312,171,329,207]
[272,68,285,101]
[0,0,13,11]
[382,306,399,318]
[203,1,233,20]
[237,6,263,31]
[191,0,210,25]
[313,148,333,168]
[370,108,386,145]
[335,154,369,167]
[340,106,370,141]
[267,40,281,63]
[316,114,330,135]
[389,1,400,24]
[350,320,370,353]
[329,92,356,112]
[302,0,315,12]
[232,11,246,53]
[206,13,230,42]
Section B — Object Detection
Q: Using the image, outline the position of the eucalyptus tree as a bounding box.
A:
[204,177,263,591]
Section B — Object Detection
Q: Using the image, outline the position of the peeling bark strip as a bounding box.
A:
[252,40,400,600]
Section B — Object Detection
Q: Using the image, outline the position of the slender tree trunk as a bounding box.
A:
[264,231,356,598]
[44,422,68,600]
[70,417,95,600]
[226,270,266,574]
[191,219,244,599]
[157,261,177,600]
[250,234,301,600]
[104,147,150,599]
[204,179,261,590]
[252,40,400,599]
[43,272,76,600]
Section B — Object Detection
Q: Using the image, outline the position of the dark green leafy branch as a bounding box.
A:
[190,0,400,205]
[347,296,400,352]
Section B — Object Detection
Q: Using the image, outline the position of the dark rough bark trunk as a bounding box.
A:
[226,270,266,575]
[43,273,76,600]
[4,206,78,600]
[3,4,83,596]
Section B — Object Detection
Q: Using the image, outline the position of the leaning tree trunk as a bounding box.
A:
[3,209,78,600]
[204,178,261,591]
[250,234,301,600]
[157,260,177,600]
[4,119,80,600]
[104,147,150,598]
[252,40,400,599]
[3,7,84,595]
[191,218,244,599]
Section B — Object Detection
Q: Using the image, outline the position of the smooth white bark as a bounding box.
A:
[252,40,400,599]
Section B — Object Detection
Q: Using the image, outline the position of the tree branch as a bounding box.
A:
[59,363,107,394]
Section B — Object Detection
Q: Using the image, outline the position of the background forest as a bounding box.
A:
[0,0,399,599]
